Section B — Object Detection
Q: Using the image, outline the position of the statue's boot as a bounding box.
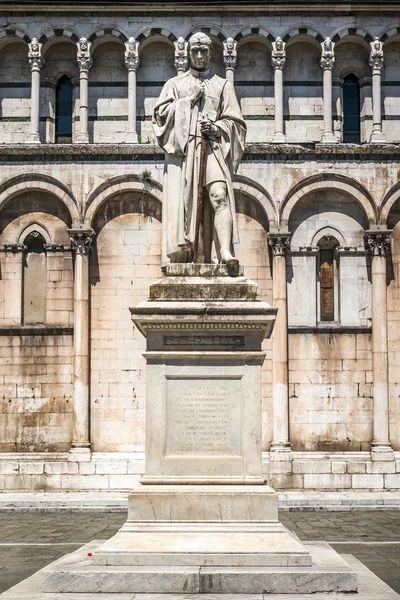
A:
[215,205,239,266]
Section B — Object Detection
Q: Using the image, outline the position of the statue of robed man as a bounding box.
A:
[153,32,246,266]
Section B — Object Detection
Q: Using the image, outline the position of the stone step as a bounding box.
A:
[44,542,357,595]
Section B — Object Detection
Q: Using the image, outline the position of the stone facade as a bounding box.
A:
[0,1,400,491]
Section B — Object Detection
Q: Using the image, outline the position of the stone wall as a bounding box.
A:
[0,3,400,490]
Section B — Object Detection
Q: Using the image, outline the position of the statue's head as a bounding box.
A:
[189,32,212,71]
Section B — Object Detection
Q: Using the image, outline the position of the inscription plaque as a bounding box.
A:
[166,378,242,456]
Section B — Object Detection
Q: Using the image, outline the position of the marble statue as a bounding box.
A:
[153,32,246,266]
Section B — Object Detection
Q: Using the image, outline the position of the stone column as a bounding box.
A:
[223,37,237,86]
[124,37,140,143]
[268,233,291,457]
[76,38,92,144]
[27,38,44,143]
[272,37,286,143]
[174,36,188,75]
[320,38,337,143]
[369,38,386,143]
[68,229,95,461]
[365,230,393,462]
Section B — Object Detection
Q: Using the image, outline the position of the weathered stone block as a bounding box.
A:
[352,474,384,489]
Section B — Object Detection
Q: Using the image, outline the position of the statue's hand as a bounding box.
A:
[200,119,219,137]
[190,81,205,106]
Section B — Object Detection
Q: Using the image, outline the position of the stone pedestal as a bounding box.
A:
[44,264,357,595]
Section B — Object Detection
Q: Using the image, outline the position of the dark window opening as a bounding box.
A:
[318,235,339,323]
[23,231,47,325]
[343,74,360,144]
[55,75,73,144]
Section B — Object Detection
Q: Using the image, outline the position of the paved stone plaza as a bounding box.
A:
[0,510,399,597]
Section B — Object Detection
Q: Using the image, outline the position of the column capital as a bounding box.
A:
[68,229,96,255]
[76,37,92,72]
[28,38,44,71]
[223,37,237,71]
[125,37,140,72]
[320,37,335,70]
[268,232,291,256]
[365,230,392,256]
[369,37,384,71]
[174,36,188,73]
[271,37,286,70]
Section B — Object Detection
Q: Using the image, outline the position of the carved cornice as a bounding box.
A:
[268,232,291,257]
[271,37,286,70]
[68,229,95,255]
[223,37,237,70]
[320,38,335,71]
[125,37,140,72]
[365,230,392,256]
[174,36,188,72]
[76,38,92,73]
[369,37,384,71]
[0,244,26,253]
[28,38,44,71]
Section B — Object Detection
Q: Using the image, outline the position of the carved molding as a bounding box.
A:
[320,38,335,71]
[28,38,44,71]
[0,244,27,253]
[68,229,95,255]
[365,230,392,256]
[369,37,384,71]
[76,38,92,72]
[164,335,244,346]
[174,36,188,72]
[271,37,286,70]
[143,322,266,330]
[268,232,291,257]
[125,37,140,72]
[223,37,237,70]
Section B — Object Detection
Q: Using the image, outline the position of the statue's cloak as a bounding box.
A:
[152,70,246,265]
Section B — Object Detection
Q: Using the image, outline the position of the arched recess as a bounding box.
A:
[280,173,376,227]
[0,29,31,143]
[84,174,163,226]
[89,186,162,453]
[0,173,79,226]
[381,182,400,228]
[233,31,274,141]
[233,176,277,228]
[282,24,324,48]
[38,26,79,47]
[377,28,400,142]
[283,33,324,142]
[18,222,51,245]
[88,26,128,46]
[135,30,176,142]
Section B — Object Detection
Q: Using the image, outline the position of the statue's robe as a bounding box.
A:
[153,69,246,265]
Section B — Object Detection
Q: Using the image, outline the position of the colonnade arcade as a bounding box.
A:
[1,23,400,144]
[1,171,400,459]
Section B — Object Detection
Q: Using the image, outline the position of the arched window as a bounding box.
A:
[55,75,73,143]
[23,231,47,325]
[343,74,360,143]
[317,235,339,323]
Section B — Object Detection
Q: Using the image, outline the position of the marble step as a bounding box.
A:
[44,542,357,595]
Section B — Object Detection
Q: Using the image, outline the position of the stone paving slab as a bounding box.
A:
[1,491,400,512]
[0,550,398,599]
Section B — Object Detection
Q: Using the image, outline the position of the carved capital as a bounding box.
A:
[369,37,384,71]
[68,229,95,256]
[174,36,188,72]
[28,38,44,71]
[223,37,237,70]
[76,38,92,72]
[125,37,140,71]
[268,232,291,257]
[365,230,392,256]
[320,37,335,70]
[271,37,286,70]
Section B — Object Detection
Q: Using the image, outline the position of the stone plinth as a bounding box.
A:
[44,264,357,595]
